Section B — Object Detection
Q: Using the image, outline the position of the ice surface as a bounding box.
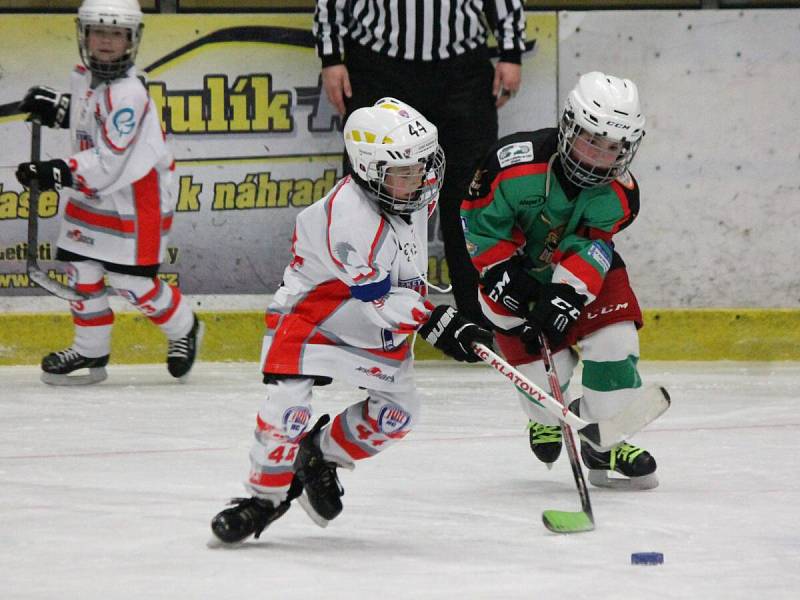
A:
[1,361,798,599]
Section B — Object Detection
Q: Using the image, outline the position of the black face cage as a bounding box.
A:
[557,111,641,189]
[77,21,142,81]
[370,146,446,216]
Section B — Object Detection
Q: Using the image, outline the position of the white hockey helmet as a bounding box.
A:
[76,0,144,80]
[558,71,646,188]
[344,98,445,216]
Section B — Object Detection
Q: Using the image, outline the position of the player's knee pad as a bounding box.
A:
[367,388,419,438]
[515,348,578,425]
[66,260,108,298]
[105,272,160,306]
[578,322,642,421]
[255,378,314,444]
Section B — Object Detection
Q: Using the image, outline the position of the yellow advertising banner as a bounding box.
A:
[0,13,556,295]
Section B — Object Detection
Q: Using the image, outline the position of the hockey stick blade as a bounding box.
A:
[580,385,671,451]
[28,266,86,301]
[542,509,594,534]
[472,343,668,450]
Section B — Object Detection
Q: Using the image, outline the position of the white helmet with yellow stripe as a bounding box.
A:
[344,98,445,215]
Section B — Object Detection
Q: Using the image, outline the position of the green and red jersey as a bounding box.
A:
[461,128,640,324]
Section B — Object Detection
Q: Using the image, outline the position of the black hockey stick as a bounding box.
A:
[26,120,86,301]
[538,334,594,534]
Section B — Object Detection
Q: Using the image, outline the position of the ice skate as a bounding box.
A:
[580,440,658,490]
[167,314,204,381]
[527,421,562,469]
[210,496,291,545]
[293,414,344,527]
[40,347,109,386]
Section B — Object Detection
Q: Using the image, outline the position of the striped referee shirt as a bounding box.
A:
[314,0,527,66]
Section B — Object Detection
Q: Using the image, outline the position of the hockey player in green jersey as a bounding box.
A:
[462,72,658,489]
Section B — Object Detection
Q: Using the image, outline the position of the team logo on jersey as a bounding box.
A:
[497,141,533,168]
[334,241,358,266]
[468,168,487,197]
[66,228,95,246]
[112,108,136,135]
[76,130,94,151]
[356,366,395,383]
[377,402,411,435]
[282,406,311,441]
[587,241,612,273]
[400,241,418,260]
[398,276,426,296]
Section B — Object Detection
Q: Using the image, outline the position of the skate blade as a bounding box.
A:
[588,470,659,490]
[178,321,205,384]
[297,493,330,529]
[41,367,108,386]
[206,535,247,549]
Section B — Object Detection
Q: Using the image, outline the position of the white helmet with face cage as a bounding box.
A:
[558,71,646,188]
[77,0,144,81]
[344,98,445,216]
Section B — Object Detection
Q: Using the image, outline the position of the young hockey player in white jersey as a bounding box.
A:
[210,98,492,544]
[15,0,202,385]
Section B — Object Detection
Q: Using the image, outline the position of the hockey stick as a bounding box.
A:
[26,120,86,301]
[537,334,594,534]
[471,342,670,451]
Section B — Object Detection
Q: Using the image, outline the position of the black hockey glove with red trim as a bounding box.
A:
[520,283,586,353]
[479,255,540,317]
[19,86,71,129]
[16,159,72,191]
[419,305,494,363]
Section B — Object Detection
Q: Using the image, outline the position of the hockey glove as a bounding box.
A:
[479,255,540,317]
[520,283,587,353]
[16,160,72,191]
[419,305,493,363]
[19,86,71,129]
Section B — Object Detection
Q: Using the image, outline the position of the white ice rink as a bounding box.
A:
[2,361,799,599]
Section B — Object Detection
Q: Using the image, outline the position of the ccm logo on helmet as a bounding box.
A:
[606,120,631,129]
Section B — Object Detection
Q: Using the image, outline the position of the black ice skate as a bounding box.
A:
[580,440,658,490]
[527,421,562,469]
[210,496,292,544]
[293,414,344,527]
[167,314,204,381]
[569,397,658,489]
[40,347,109,386]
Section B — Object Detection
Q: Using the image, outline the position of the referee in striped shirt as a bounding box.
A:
[314,0,527,327]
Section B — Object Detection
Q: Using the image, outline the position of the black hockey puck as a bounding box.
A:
[631,552,664,565]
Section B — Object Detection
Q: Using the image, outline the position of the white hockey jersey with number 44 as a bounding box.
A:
[260,175,435,391]
[58,64,175,266]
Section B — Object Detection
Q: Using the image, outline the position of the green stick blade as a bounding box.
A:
[542,510,594,534]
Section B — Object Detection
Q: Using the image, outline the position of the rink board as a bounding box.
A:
[1,308,799,365]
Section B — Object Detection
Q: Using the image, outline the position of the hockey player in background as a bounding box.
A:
[463,72,659,489]
[15,0,202,385]
[210,98,492,544]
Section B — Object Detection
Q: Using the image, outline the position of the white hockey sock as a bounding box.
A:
[107,273,194,339]
[319,388,418,465]
[68,260,113,358]
[246,379,313,500]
